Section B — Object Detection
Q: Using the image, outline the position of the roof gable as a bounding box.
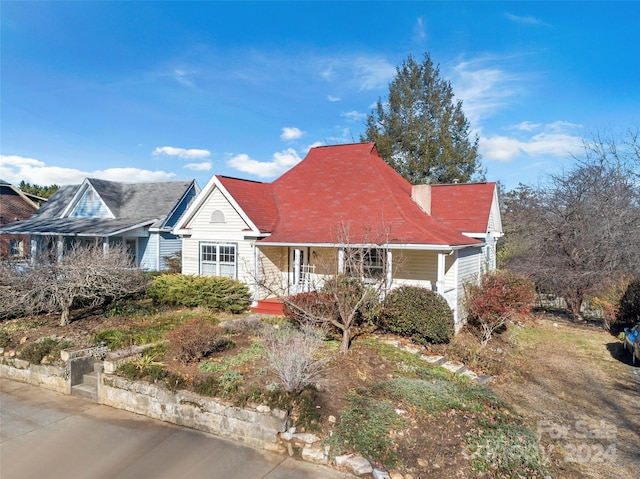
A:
[67,181,115,219]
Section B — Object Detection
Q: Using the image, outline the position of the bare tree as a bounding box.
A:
[503,130,640,320]
[1,243,148,325]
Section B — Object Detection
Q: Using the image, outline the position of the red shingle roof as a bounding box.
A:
[213,143,495,246]
[430,183,497,234]
[217,176,278,233]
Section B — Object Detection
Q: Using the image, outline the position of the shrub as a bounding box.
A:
[219,370,243,393]
[283,291,337,325]
[464,270,536,346]
[94,328,127,350]
[0,329,12,349]
[193,376,221,396]
[19,337,74,364]
[261,326,327,393]
[378,286,454,345]
[164,317,229,364]
[619,278,640,323]
[147,274,251,313]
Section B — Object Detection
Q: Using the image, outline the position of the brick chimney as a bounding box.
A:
[411,184,431,215]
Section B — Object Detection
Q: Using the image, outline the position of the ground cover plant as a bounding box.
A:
[3,289,637,479]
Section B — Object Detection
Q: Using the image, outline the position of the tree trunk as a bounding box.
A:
[59,306,70,326]
[565,295,584,321]
[339,327,350,354]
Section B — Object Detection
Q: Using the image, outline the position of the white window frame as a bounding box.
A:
[344,247,386,279]
[9,239,24,258]
[200,242,237,278]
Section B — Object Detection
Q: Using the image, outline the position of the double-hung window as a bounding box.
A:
[344,247,385,279]
[200,243,237,278]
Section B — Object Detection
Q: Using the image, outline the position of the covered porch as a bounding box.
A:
[250,243,469,327]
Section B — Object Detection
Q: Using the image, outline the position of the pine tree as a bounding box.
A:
[362,53,483,184]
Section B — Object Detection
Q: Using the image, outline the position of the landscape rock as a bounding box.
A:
[346,455,373,476]
[292,432,319,444]
[301,445,328,464]
[373,468,391,479]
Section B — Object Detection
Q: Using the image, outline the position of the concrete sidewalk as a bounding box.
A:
[0,379,351,479]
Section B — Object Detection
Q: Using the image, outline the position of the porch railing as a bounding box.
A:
[293,265,316,294]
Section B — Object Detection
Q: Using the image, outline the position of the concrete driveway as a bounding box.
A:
[0,380,351,479]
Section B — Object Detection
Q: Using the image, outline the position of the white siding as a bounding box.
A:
[455,247,483,330]
[180,187,256,284]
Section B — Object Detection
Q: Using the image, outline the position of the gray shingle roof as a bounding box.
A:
[0,179,194,236]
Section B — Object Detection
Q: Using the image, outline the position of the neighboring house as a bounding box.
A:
[0,179,45,259]
[0,178,199,271]
[173,143,502,330]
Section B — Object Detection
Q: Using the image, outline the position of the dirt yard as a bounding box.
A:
[490,316,640,479]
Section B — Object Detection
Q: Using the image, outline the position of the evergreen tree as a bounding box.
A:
[19,181,59,199]
[362,53,483,184]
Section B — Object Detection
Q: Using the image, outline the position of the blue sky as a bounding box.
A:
[1,1,638,191]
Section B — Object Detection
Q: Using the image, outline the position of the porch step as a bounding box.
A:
[71,383,98,402]
[70,370,99,402]
[251,298,285,316]
[82,371,99,388]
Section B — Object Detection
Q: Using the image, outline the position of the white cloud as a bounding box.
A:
[184,161,212,171]
[153,146,211,159]
[0,154,175,185]
[321,66,335,81]
[353,57,396,91]
[174,68,196,87]
[280,127,304,141]
[505,13,544,25]
[227,148,302,178]
[480,122,584,162]
[451,60,519,126]
[341,110,367,122]
[413,17,426,42]
[328,95,341,102]
[511,121,541,132]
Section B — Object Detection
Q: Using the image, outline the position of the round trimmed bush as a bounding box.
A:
[379,286,453,344]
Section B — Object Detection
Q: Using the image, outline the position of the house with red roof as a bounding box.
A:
[173,143,502,329]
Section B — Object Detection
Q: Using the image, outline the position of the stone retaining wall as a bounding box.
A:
[0,358,69,394]
[101,375,289,450]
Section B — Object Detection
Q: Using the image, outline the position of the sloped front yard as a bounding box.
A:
[1,307,637,478]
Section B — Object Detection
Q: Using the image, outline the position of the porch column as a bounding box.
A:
[56,235,64,262]
[386,249,393,291]
[103,237,109,258]
[293,249,301,285]
[30,238,37,265]
[436,250,446,293]
[338,248,345,273]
